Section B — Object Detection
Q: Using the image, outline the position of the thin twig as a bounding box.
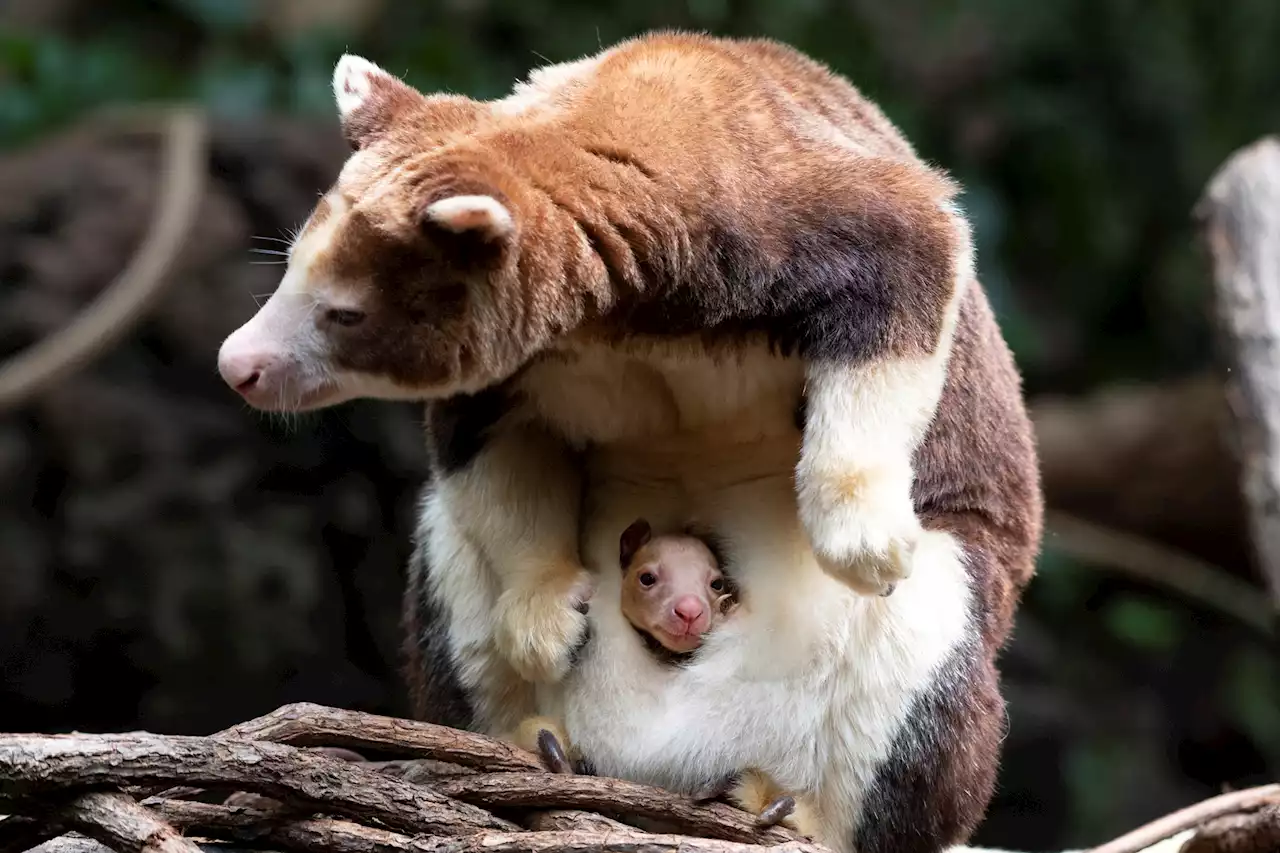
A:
[1182,804,1280,853]
[1089,783,1280,853]
[1046,511,1274,636]
[0,107,207,411]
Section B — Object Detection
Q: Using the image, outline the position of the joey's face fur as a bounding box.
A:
[618,519,735,654]
[217,56,586,411]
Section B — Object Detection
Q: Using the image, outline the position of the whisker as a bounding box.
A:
[252,236,293,245]
[249,260,287,265]
[249,248,290,256]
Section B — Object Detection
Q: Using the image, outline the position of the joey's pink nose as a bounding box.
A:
[673,596,706,627]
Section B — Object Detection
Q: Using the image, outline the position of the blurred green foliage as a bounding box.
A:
[4,0,1280,845]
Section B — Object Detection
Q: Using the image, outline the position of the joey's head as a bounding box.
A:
[618,519,735,655]
[217,55,588,412]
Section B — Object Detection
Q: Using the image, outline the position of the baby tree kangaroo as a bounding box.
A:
[521,518,817,836]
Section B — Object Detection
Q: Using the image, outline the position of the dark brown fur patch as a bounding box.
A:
[914,280,1043,650]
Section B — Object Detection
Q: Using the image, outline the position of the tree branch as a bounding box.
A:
[1089,783,1280,853]
[0,107,207,411]
[211,703,543,772]
[114,801,824,853]
[1046,510,1275,636]
[60,793,201,853]
[1197,134,1280,607]
[433,774,801,844]
[0,733,515,837]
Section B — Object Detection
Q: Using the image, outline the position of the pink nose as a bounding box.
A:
[673,596,705,626]
[218,351,269,395]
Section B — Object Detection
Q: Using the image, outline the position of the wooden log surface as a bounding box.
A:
[146,801,821,853]
[433,774,800,844]
[211,703,543,773]
[60,793,200,853]
[0,733,516,837]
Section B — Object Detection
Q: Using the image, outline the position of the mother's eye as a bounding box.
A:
[326,308,366,327]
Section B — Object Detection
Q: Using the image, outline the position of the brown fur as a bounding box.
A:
[221,30,1043,853]
[286,32,966,403]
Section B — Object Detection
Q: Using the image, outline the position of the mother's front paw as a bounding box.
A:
[798,465,921,596]
[494,568,595,683]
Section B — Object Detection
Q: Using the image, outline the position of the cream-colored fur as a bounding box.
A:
[797,201,974,596]
[416,334,975,853]
[421,423,592,693]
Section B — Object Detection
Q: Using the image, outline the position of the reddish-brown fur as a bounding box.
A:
[282,32,965,403]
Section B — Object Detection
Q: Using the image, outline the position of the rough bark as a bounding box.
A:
[59,792,201,853]
[1197,135,1280,605]
[0,733,515,836]
[213,703,543,772]
[522,811,634,833]
[1089,784,1280,853]
[433,774,799,844]
[144,801,818,853]
[1180,804,1280,853]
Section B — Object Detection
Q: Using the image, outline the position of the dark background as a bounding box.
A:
[3,2,1279,851]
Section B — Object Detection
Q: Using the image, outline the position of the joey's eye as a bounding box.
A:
[710,578,725,592]
[639,572,657,587]
[326,308,366,327]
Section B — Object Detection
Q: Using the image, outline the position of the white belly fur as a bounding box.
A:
[520,338,976,848]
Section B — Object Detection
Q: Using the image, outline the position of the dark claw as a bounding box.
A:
[691,772,739,803]
[756,795,796,827]
[536,728,575,774]
[567,621,594,669]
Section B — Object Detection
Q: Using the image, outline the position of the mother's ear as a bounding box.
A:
[333,54,424,149]
[421,195,516,243]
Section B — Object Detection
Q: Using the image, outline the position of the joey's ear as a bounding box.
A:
[421,195,516,242]
[333,54,423,148]
[619,518,652,570]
